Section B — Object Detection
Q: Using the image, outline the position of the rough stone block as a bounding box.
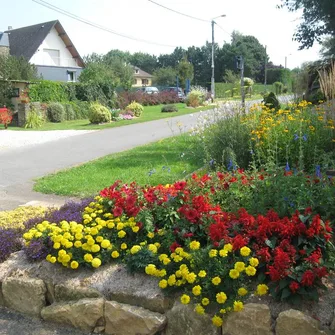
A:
[55,284,102,302]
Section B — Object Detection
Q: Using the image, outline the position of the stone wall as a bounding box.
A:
[17,102,46,127]
[0,251,333,335]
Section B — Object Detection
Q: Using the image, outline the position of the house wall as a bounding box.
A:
[30,27,79,68]
[132,77,152,87]
[36,65,83,82]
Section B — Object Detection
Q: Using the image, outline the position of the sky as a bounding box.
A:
[0,0,323,69]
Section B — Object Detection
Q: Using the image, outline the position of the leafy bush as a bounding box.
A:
[262,92,280,111]
[0,108,13,129]
[71,101,90,119]
[274,81,284,95]
[161,104,179,113]
[47,102,65,123]
[125,101,144,117]
[29,81,69,102]
[185,86,207,108]
[63,104,75,120]
[88,102,111,124]
[24,107,44,129]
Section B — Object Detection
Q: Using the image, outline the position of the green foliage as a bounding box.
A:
[274,81,284,95]
[161,104,179,113]
[47,103,65,123]
[185,86,207,107]
[177,57,194,88]
[130,52,158,74]
[29,81,69,103]
[126,101,144,117]
[153,67,177,86]
[262,92,280,110]
[24,107,44,129]
[88,102,111,124]
[63,104,75,120]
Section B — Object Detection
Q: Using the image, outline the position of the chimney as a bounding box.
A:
[7,26,12,30]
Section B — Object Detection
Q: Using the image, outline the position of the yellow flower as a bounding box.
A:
[132,226,139,233]
[53,242,61,249]
[223,243,233,252]
[116,222,124,230]
[212,276,221,285]
[70,261,79,269]
[91,258,102,268]
[74,241,82,248]
[91,244,101,253]
[117,230,126,238]
[219,249,228,257]
[147,232,155,239]
[162,257,171,265]
[186,272,197,284]
[216,292,227,304]
[238,288,248,296]
[201,297,210,306]
[189,240,200,250]
[145,264,156,275]
[249,257,259,267]
[256,284,269,296]
[130,245,141,254]
[148,244,158,254]
[90,227,98,236]
[192,285,202,296]
[120,243,127,250]
[245,266,257,276]
[209,249,218,258]
[111,251,120,259]
[212,315,223,327]
[168,274,176,286]
[84,253,93,263]
[198,270,207,278]
[233,300,244,312]
[234,262,245,272]
[159,279,168,289]
[49,256,56,264]
[195,304,205,315]
[101,240,111,249]
[180,294,191,305]
[240,246,251,257]
[96,236,104,243]
[229,269,240,279]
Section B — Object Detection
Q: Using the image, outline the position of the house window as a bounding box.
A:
[142,79,149,85]
[135,69,139,74]
[67,70,76,82]
[43,49,60,66]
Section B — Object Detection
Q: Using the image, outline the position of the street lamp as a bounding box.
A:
[211,14,226,101]
[285,54,292,69]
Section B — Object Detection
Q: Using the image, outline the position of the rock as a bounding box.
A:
[45,281,55,305]
[41,298,104,332]
[55,284,102,302]
[276,309,327,335]
[164,301,220,335]
[104,300,166,335]
[0,282,5,306]
[222,303,273,335]
[93,326,105,333]
[2,277,46,316]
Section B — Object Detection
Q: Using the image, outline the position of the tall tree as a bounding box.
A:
[280,0,335,49]
[177,56,194,88]
[130,52,158,74]
[158,47,186,68]
[320,37,335,59]
[153,67,177,86]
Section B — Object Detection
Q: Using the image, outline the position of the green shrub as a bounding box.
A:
[262,92,280,111]
[47,102,65,123]
[185,86,207,107]
[29,81,69,102]
[161,104,179,113]
[274,81,284,95]
[63,104,75,120]
[88,102,111,124]
[125,101,144,117]
[24,107,44,129]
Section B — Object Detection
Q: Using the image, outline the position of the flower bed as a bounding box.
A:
[21,176,333,327]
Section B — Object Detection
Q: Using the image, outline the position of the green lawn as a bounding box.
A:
[34,134,204,197]
[2,103,214,131]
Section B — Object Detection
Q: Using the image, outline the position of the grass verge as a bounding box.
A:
[34,134,204,197]
[2,103,214,131]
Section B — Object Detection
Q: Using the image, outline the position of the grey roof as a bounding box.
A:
[133,66,153,78]
[0,32,9,47]
[5,20,58,60]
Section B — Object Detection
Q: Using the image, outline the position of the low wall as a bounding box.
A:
[0,251,333,335]
[17,102,46,127]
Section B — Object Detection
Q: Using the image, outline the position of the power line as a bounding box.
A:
[148,0,210,23]
[32,0,178,48]
[215,23,231,36]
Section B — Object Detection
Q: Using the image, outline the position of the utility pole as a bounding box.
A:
[240,56,245,110]
[210,14,226,101]
[264,45,267,92]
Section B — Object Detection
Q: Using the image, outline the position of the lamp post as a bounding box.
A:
[285,54,292,69]
[211,14,226,101]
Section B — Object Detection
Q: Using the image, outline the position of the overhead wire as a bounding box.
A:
[32,0,178,48]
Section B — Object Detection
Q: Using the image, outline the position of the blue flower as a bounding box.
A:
[227,159,233,171]
[285,162,290,172]
[209,159,215,167]
[315,165,321,178]
[302,134,308,141]
[293,134,299,141]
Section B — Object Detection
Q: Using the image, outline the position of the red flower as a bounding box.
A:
[315,266,328,278]
[305,248,321,264]
[289,281,300,293]
[113,207,123,217]
[232,235,248,250]
[170,242,181,252]
[301,270,315,286]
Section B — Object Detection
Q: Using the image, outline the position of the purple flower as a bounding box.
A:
[285,162,290,172]
[315,165,322,179]
[293,134,299,141]
[302,134,308,141]
[0,228,22,263]
[23,237,53,262]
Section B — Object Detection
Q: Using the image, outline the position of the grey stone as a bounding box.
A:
[41,298,104,332]
[276,309,327,335]
[2,277,46,316]
[55,284,102,302]
[164,301,220,335]
[0,282,4,306]
[45,281,55,305]
[222,303,273,335]
[104,300,166,335]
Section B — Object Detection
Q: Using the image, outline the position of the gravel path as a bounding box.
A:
[0,130,96,151]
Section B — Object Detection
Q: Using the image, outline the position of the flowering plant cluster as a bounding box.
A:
[0,107,13,129]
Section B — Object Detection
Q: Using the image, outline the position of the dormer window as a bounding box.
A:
[135,69,139,74]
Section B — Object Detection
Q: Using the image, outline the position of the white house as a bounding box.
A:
[3,20,84,82]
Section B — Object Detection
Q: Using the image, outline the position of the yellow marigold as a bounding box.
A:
[116,222,124,230]
[229,269,240,279]
[92,258,102,268]
[130,245,141,254]
[192,285,202,296]
[201,298,210,306]
[233,300,244,312]
[53,242,61,249]
[117,230,126,238]
[70,261,79,269]
[180,294,191,305]
[256,284,269,296]
[159,279,168,289]
[219,249,228,257]
[148,244,157,254]
[90,227,98,236]
[216,292,227,304]
[111,251,120,259]
[234,262,245,272]
[249,257,259,267]
[162,257,171,265]
[238,288,248,296]
[132,226,139,233]
[223,243,233,252]
[245,266,257,276]
[147,232,155,239]
[74,241,82,248]
[186,272,197,284]
[101,240,111,249]
[212,276,221,285]
[198,270,207,278]
[212,315,223,327]
[168,274,176,286]
[49,256,56,264]
[84,253,93,263]
[208,249,218,258]
[157,269,166,277]
[145,264,156,275]
[195,304,205,315]
[120,243,127,250]
[91,244,101,253]
[95,236,104,243]
[189,240,200,250]
[240,246,251,257]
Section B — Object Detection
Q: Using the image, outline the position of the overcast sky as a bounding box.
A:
[1,0,322,69]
